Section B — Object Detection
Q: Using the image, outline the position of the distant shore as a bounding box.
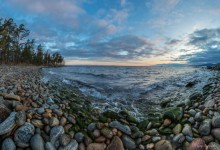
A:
[0,65,220,149]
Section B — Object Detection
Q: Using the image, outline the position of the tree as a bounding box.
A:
[36,44,44,65]
[0,17,65,66]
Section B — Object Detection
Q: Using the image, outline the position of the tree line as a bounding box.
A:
[0,18,64,66]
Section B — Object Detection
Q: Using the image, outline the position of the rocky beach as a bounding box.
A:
[1,66,220,150]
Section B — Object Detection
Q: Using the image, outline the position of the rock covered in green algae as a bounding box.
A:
[163,107,183,122]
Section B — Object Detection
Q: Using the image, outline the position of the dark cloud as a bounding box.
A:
[60,35,163,60]
[176,28,220,64]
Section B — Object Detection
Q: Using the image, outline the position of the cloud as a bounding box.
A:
[60,35,165,61]
[175,28,220,64]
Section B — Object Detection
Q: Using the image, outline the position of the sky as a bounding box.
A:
[1,0,220,66]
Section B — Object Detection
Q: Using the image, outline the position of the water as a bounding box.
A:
[41,66,214,118]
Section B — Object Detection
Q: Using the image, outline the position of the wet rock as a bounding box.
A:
[160,99,171,108]
[189,92,202,101]
[208,142,220,150]
[50,117,59,127]
[155,140,172,150]
[31,119,44,129]
[49,104,59,110]
[182,124,193,137]
[67,116,76,124]
[202,135,214,144]
[131,130,144,138]
[205,100,215,109]
[173,123,182,135]
[109,121,131,135]
[60,117,67,126]
[59,134,71,147]
[30,130,45,150]
[145,128,158,136]
[87,123,96,132]
[195,112,203,122]
[188,138,206,150]
[1,138,16,150]
[101,128,113,139]
[122,135,136,150]
[107,136,124,150]
[163,118,172,127]
[45,142,56,150]
[142,135,151,142]
[37,108,45,114]
[87,143,107,150]
[59,140,78,150]
[15,105,29,111]
[14,122,35,148]
[188,109,197,117]
[0,104,11,122]
[152,136,161,143]
[15,111,26,126]
[163,107,183,122]
[211,128,220,141]
[47,97,54,104]
[212,116,220,127]
[50,126,64,146]
[0,112,16,135]
[173,133,185,144]
[4,94,21,101]
[199,119,211,136]
[75,132,84,143]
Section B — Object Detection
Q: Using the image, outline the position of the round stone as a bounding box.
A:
[14,122,35,148]
[75,132,84,143]
[188,138,206,150]
[212,116,220,127]
[1,138,16,150]
[155,140,172,150]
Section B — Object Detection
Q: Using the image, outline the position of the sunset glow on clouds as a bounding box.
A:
[1,0,220,65]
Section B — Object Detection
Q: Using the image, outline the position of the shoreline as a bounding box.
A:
[0,66,220,149]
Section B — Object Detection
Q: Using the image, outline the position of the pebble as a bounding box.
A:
[31,119,44,129]
[152,136,161,142]
[173,124,182,134]
[0,112,16,135]
[211,128,220,141]
[59,140,78,150]
[195,112,203,122]
[101,128,113,139]
[30,132,45,150]
[60,117,67,126]
[50,117,59,127]
[50,126,64,146]
[14,122,35,148]
[45,142,56,150]
[15,111,26,126]
[212,116,220,127]
[109,121,131,135]
[208,142,220,150]
[154,140,172,150]
[199,119,211,136]
[182,124,193,137]
[1,138,16,150]
[188,138,206,150]
[75,132,84,143]
[93,129,101,137]
[87,143,107,150]
[163,118,171,127]
[173,133,185,144]
[59,134,71,147]
[87,123,96,132]
[121,135,136,150]
[107,136,124,150]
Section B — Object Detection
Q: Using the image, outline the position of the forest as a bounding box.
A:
[0,18,64,66]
